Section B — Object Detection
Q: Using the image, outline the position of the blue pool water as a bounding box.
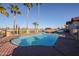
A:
[11,33,59,46]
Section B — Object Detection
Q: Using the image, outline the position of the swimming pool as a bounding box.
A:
[10,33,59,46]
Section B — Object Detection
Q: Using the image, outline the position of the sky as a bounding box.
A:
[0,3,79,28]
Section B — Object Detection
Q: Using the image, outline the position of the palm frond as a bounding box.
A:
[0,6,6,10]
[23,3,27,6]
[7,7,11,9]
[23,3,33,10]
[10,4,14,8]
[0,5,9,17]
[15,5,18,9]
[9,4,21,15]
[17,11,21,14]
[27,3,33,9]
[33,22,39,25]
[11,10,13,13]
[1,10,9,17]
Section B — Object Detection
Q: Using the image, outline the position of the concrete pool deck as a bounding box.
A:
[0,32,79,56]
[0,35,18,56]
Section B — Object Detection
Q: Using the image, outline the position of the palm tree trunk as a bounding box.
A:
[13,12,16,33]
[26,8,29,29]
[36,4,40,33]
[35,25,37,33]
[26,7,30,34]
[38,4,40,22]
[34,25,36,33]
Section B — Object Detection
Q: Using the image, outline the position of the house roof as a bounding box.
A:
[72,16,79,21]
[66,16,79,25]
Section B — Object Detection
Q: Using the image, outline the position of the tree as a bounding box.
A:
[33,3,42,33]
[0,4,9,36]
[33,22,39,33]
[23,3,33,33]
[36,3,42,24]
[8,4,21,33]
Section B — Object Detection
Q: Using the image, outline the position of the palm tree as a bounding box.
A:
[36,3,42,24]
[0,5,9,27]
[33,22,39,33]
[0,5,9,17]
[23,3,33,33]
[0,4,9,36]
[8,4,21,33]
[33,3,42,33]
